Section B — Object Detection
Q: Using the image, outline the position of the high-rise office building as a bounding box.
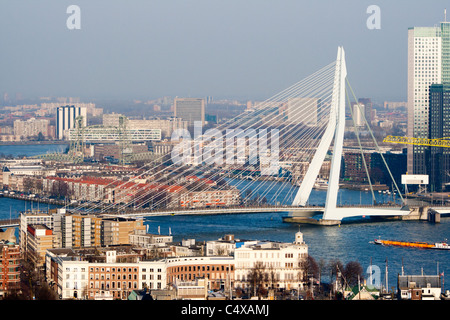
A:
[351,102,365,127]
[173,98,205,125]
[358,98,372,123]
[56,105,87,139]
[428,84,450,191]
[407,24,444,174]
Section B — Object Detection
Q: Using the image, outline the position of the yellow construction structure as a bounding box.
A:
[383,135,450,148]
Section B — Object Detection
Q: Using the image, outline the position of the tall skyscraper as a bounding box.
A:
[173,98,205,125]
[56,105,87,139]
[428,84,450,191]
[351,102,365,127]
[358,98,372,123]
[407,24,445,174]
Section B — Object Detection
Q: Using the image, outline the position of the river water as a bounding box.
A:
[0,143,68,157]
[0,144,449,291]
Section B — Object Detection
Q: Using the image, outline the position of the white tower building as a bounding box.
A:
[56,105,87,139]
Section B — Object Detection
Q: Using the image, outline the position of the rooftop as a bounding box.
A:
[398,275,441,289]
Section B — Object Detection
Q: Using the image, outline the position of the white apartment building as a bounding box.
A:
[234,231,308,291]
[129,233,173,248]
[19,210,55,252]
[139,260,167,291]
[13,117,49,138]
[206,234,237,256]
[102,113,188,138]
[46,248,167,300]
[47,252,90,300]
[352,103,365,127]
[407,25,443,174]
[56,105,87,139]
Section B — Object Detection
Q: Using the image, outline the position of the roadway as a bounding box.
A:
[98,204,450,221]
[0,219,20,228]
[98,204,409,219]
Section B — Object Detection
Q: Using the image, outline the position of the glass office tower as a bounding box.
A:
[428,84,450,191]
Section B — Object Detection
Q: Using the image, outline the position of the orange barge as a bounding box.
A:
[374,239,450,250]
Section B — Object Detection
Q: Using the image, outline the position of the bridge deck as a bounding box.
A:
[0,219,20,228]
[98,205,407,219]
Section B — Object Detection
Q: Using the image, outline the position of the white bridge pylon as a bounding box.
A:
[292,47,408,221]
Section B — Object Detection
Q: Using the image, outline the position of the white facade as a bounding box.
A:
[59,260,90,299]
[234,231,308,290]
[407,27,442,173]
[352,103,365,127]
[13,118,49,138]
[138,260,167,290]
[129,233,173,248]
[206,240,236,256]
[56,105,87,139]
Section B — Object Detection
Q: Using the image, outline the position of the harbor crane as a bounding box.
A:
[383,135,450,148]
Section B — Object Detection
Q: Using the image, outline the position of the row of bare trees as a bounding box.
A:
[242,255,364,299]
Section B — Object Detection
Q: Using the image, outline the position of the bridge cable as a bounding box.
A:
[346,79,405,205]
[345,86,376,205]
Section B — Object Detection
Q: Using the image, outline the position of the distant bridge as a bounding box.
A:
[0,219,20,228]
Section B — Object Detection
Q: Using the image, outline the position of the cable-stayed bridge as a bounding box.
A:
[64,47,416,224]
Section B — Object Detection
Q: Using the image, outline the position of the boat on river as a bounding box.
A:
[374,239,450,250]
[313,179,328,190]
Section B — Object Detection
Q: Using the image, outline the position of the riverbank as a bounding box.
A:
[340,183,389,191]
[1,192,66,206]
[0,140,68,146]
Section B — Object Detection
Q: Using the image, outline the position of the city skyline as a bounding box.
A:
[1,1,450,102]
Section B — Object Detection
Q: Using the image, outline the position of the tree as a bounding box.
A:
[34,179,43,193]
[370,167,385,184]
[23,177,34,193]
[247,261,268,298]
[36,132,45,141]
[35,282,58,300]
[298,254,318,283]
[343,261,364,288]
[297,255,319,299]
[20,258,40,300]
[317,258,326,292]
[266,266,277,290]
[216,245,226,256]
[328,259,344,292]
[328,259,343,282]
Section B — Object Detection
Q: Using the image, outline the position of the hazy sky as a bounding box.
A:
[1,0,449,102]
